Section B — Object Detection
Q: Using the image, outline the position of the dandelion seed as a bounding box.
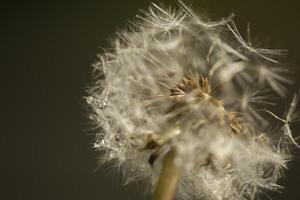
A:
[86,1,298,200]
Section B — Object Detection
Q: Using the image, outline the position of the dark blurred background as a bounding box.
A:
[1,0,300,199]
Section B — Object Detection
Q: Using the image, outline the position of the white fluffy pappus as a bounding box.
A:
[86,1,299,200]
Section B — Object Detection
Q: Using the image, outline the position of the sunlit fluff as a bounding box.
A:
[86,2,298,200]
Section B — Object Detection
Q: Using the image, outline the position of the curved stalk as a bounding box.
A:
[153,148,181,200]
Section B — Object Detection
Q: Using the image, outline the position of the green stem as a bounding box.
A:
[153,148,181,200]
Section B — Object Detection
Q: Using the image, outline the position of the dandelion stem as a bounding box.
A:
[153,148,181,200]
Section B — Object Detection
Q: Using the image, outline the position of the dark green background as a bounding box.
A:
[2,0,300,199]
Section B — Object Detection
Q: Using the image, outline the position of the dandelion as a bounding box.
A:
[86,1,298,200]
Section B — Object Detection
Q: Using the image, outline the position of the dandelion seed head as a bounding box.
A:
[86,1,298,200]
